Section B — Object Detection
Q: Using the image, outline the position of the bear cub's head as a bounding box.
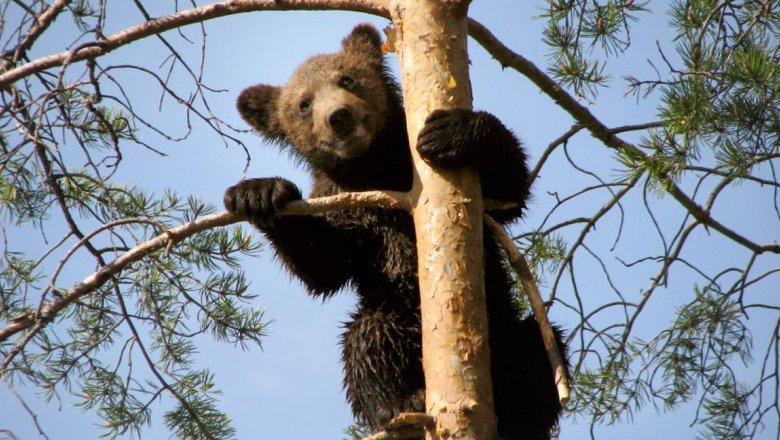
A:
[237,25,395,171]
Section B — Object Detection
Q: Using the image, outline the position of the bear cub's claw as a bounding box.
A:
[417,108,485,168]
[223,177,302,228]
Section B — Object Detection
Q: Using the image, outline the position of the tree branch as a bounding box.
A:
[467,18,630,152]
[0,0,71,71]
[362,413,435,440]
[467,17,780,256]
[0,0,389,88]
[0,191,408,347]
[0,188,533,350]
[484,215,571,405]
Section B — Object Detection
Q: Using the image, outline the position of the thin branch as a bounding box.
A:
[467,18,632,152]
[0,0,71,70]
[0,190,409,346]
[44,218,167,301]
[0,0,388,88]
[530,123,582,186]
[2,376,50,440]
[113,283,215,439]
[548,173,642,307]
[281,190,410,214]
[665,182,780,254]
[467,17,780,256]
[485,214,571,404]
[0,187,526,351]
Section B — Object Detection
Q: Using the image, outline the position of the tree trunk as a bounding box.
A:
[390,1,498,438]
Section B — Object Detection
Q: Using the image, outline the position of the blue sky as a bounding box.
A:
[2,2,778,439]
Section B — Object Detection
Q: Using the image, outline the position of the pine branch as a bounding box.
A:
[0,187,515,355]
[0,0,389,87]
[0,190,410,350]
[467,17,780,256]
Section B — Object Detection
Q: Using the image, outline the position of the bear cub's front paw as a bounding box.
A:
[223,178,302,228]
[417,108,484,168]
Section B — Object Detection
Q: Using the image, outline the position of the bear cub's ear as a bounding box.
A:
[237,85,285,141]
[342,23,383,60]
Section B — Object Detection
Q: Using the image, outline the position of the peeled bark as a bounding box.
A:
[390,1,498,438]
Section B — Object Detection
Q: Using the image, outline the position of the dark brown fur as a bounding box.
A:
[224,24,568,439]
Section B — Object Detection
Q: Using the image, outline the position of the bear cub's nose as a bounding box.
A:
[329,107,356,138]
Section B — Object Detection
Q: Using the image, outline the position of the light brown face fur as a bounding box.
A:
[236,24,391,168]
[277,52,389,160]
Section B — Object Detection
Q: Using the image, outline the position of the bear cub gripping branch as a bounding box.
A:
[224,24,568,440]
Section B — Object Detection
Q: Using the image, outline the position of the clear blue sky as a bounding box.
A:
[1,2,777,439]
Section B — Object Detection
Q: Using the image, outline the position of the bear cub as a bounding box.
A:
[224,24,568,439]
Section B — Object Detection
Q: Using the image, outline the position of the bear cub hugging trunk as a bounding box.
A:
[224,24,569,440]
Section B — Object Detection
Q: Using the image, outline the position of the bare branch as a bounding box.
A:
[0,0,389,87]
[484,214,571,405]
[0,0,71,70]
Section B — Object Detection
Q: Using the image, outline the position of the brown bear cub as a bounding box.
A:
[224,24,568,440]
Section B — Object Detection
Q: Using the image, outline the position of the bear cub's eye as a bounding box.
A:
[299,99,311,113]
[338,75,355,89]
